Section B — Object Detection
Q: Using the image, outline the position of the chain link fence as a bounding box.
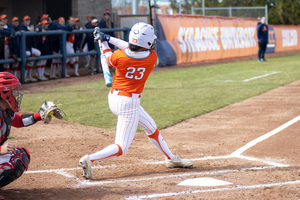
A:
[191,5,268,24]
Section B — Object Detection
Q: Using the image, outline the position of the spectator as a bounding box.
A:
[57,17,67,76]
[0,14,15,72]
[36,14,51,78]
[74,18,83,51]
[36,14,49,26]
[98,9,115,49]
[47,17,61,79]
[85,15,94,29]
[17,16,41,82]
[47,17,73,78]
[0,20,13,72]
[66,16,79,76]
[74,17,83,74]
[257,17,268,62]
[84,18,98,74]
[82,15,95,68]
[10,17,20,77]
[36,19,51,81]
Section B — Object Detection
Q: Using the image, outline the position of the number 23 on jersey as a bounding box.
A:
[125,67,146,80]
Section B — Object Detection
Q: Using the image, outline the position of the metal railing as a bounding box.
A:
[0,27,130,83]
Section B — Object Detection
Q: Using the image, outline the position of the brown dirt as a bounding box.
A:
[1,51,300,199]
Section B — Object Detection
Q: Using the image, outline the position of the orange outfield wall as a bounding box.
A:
[272,25,300,52]
[156,14,300,66]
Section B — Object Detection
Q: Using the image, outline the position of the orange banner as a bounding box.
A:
[272,25,300,52]
[156,14,300,66]
[157,14,259,65]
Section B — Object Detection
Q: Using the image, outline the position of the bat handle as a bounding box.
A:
[98,40,104,53]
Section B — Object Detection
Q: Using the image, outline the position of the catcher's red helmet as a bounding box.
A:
[0,72,22,112]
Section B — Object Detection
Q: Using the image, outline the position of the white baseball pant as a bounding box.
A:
[88,90,175,163]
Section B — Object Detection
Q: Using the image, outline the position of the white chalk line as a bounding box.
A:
[25,164,118,174]
[231,114,300,157]
[233,155,289,167]
[23,156,244,174]
[24,114,298,191]
[74,165,285,187]
[216,71,281,82]
[24,154,286,176]
[122,113,300,198]
[125,180,300,200]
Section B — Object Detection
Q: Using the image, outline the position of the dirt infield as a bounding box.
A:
[1,53,300,199]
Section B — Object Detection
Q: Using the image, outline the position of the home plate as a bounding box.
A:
[178,177,233,186]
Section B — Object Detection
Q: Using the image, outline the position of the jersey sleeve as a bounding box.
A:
[12,112,42,128]
[109,37,128,50]
[108,49,122,68]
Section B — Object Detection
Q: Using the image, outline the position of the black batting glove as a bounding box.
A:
[93,27,110,42]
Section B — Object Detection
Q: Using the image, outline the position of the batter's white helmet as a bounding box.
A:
[129,22,157,49]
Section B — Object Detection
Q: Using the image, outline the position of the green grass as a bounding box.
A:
[21,53,300,130]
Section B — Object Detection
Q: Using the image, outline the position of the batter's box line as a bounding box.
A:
[23,155,290,188]
[24,154,286,176]
[25,114,299,184]
[125,180,300,200]
[73,165,288,188]
[25,164,118,174]
[145,154,289,167]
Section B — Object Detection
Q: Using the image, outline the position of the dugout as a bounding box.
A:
[0,0,112,28]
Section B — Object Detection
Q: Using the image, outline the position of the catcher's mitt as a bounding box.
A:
[39,101,65,124]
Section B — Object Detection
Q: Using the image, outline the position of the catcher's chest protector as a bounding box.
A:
[0,107,13,146]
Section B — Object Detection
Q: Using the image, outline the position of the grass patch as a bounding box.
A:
[21,53,300,130]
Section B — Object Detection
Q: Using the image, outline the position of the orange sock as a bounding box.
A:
[89,144,123,163]
[148,129,173,160]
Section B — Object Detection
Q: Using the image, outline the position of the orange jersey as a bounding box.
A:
[108,49,157,94]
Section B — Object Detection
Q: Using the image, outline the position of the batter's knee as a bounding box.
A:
[147,128,159,138]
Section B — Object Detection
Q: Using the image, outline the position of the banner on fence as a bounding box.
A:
[156,14,300,67]
[272,25,300,52]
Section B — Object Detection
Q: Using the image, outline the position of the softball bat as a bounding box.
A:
[98,40,112,87]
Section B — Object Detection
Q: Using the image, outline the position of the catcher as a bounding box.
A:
[0,72,64,195]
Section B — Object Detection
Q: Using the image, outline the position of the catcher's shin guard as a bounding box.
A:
[0,161,25,188]
[0,147,30,188]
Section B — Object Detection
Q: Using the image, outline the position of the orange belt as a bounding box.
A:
[110,88,141,98]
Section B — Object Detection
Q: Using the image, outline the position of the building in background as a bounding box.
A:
[112,0,175,15]
[0,0,179,30]
[0,0,112,28]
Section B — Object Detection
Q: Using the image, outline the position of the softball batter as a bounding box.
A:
[79,22,193,179]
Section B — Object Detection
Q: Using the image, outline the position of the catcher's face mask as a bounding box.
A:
[12,85,23,112]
